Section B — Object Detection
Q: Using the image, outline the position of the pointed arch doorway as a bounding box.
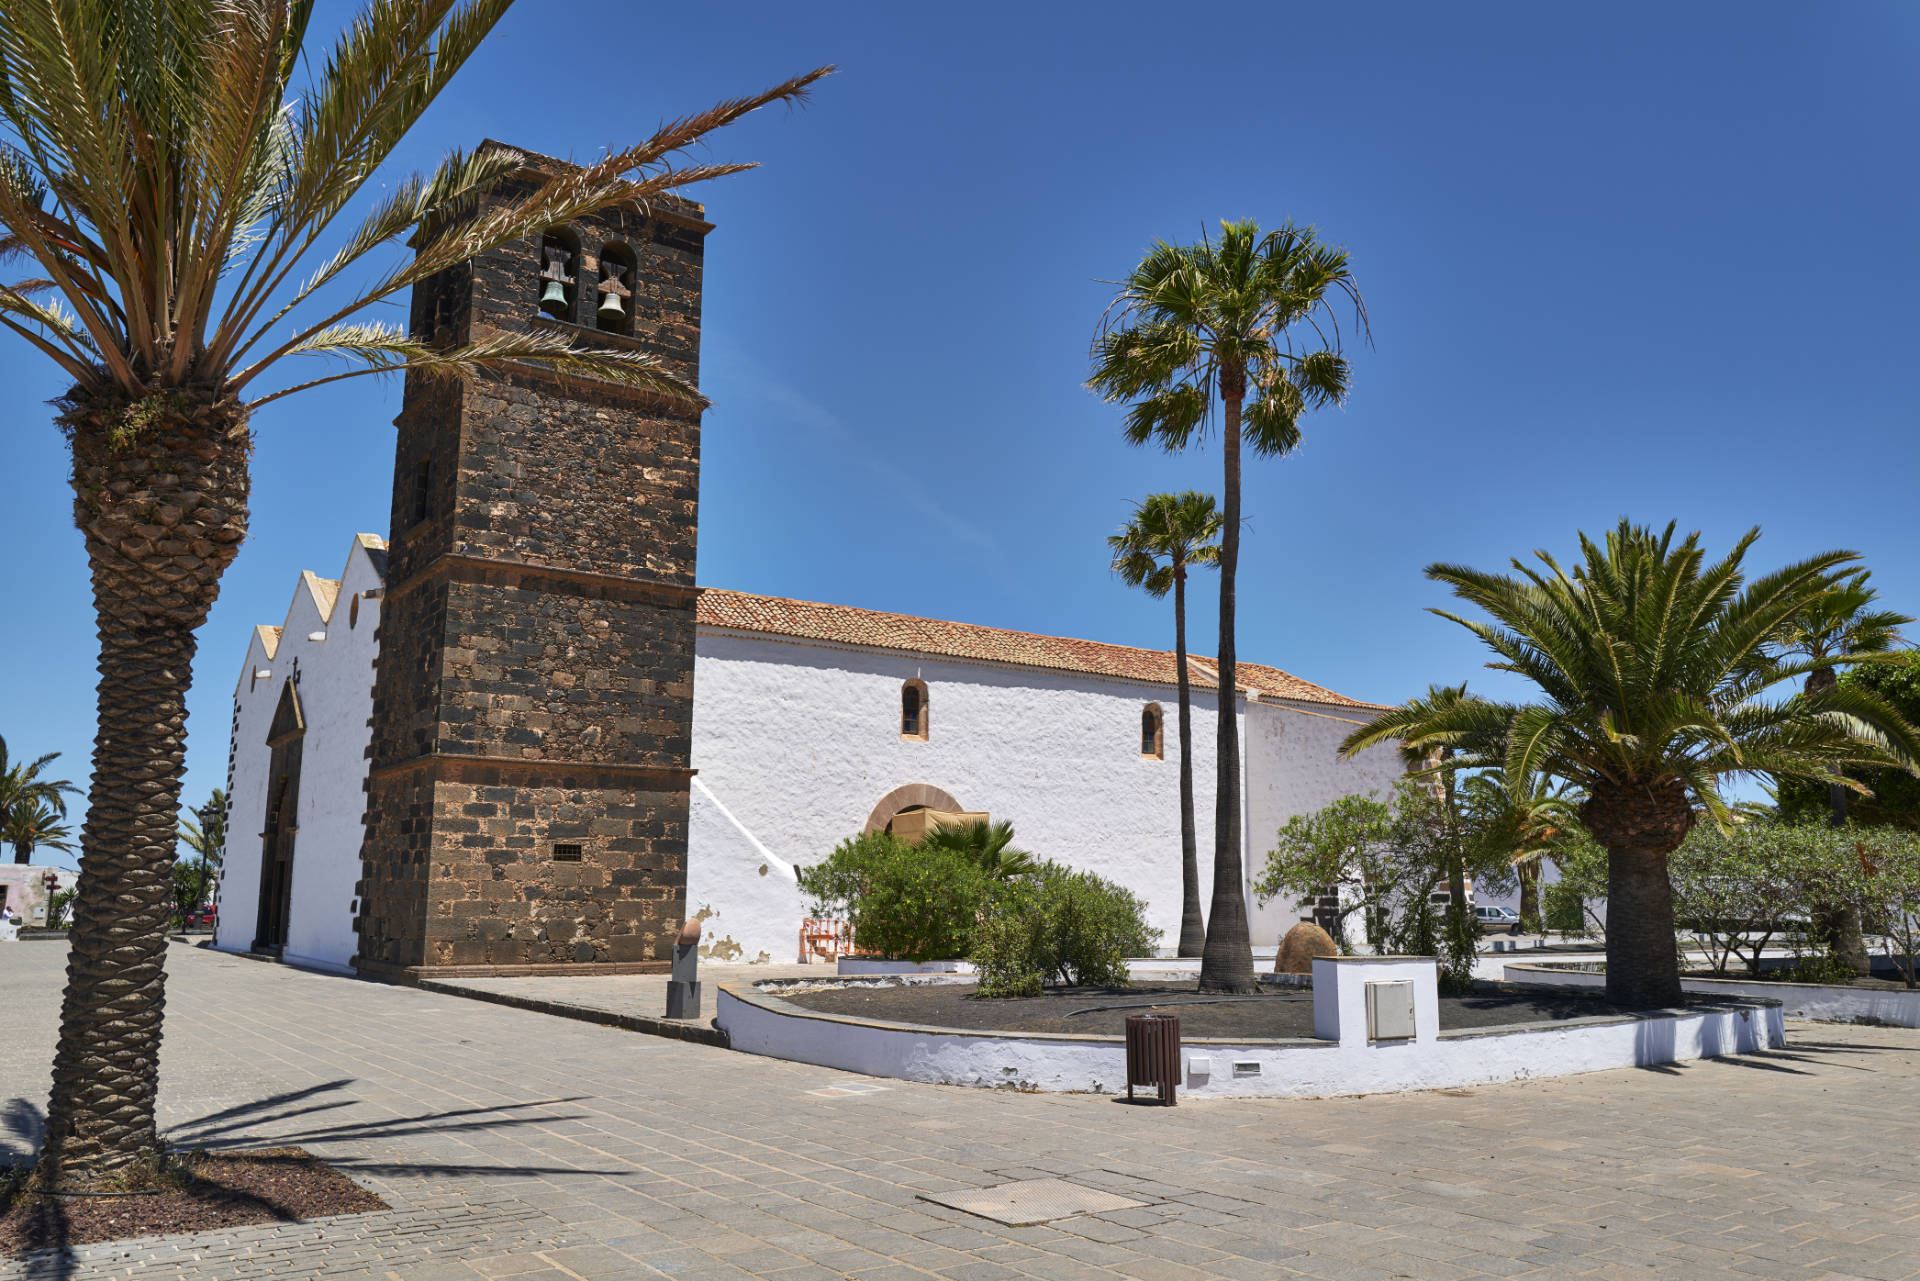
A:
[254,680,306,954]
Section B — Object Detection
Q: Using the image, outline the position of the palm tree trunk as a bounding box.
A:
[38,389,248,1188]
[1518,861,1541,934]
[1199,375,1255,993]
[1173,562,1204,958]
[1603,844,1684,1007]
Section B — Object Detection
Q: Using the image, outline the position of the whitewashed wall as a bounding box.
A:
[1244,698,1407,948]
[280,550,381,971]
[688,629,1404,956]
[214,543,381,971]
[213,627,278,954]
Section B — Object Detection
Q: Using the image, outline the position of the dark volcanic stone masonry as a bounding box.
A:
[355,142,708,979]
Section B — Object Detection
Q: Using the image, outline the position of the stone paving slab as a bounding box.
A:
[1,942,1918,1279]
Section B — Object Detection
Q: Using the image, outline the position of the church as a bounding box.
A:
[211,143,1406,978]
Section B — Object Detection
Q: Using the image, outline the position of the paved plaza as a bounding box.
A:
[3,942,1918,1280]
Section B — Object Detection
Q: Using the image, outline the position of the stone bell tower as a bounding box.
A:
[355,142,706,980]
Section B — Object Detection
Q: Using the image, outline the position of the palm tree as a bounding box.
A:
[1388,684,1472,949]
[1109,490,1221,958]
[0,0,827,1187]
[3,798,74,865]
[922,819,1039,880]
[1773,571,1910,825]
[1458,771,1583,933]
[1341,521,1920,1006]
[1090,221,1366,993]
[0,736,77,863]
[1772,570,1910,971]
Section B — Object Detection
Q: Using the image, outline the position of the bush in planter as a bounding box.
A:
[796,831,988,961]
[971,864,1160,994]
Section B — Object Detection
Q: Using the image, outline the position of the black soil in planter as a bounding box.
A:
[777,980,1710,1038]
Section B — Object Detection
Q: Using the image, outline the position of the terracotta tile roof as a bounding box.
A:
[695,588,1383,709]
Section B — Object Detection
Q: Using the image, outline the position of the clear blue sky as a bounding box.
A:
[4,2,1917,862]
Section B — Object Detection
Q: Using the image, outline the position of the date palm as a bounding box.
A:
[0,0,826,1186]
[1458,771,1583,933]
[0,735,76,863]
[1772,570,1909,970]
[4,797,74,865]
[1342,521,1920,1006]
[1109,490,1221,958]
[1090,221,1366,992]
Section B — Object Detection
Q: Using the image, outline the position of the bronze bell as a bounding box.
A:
[540,279,569,317]
[597,289,625,324]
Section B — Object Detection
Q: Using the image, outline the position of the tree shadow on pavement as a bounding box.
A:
[2,1081,631,1281]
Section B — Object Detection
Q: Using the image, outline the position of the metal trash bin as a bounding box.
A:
[1124,1012,1180,1105]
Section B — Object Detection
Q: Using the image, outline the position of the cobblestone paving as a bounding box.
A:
[3,941,1918,1280]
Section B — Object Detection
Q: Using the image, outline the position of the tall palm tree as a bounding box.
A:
[0,0,827,1186]
[3,797,74,865]
[0,736,77,863]
[1772,570,1909,971]
[1090,221,1366,993]
[1342,521,1920,1006]
[1109,490,1221,958]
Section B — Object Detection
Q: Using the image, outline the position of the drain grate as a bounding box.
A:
[920,1178,1145,1226]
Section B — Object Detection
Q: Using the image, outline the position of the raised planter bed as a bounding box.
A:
[1503,961,1920,1028]
[715,972,1784,1098]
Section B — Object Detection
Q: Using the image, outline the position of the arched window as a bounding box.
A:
[900,679,929,741]
[1141,704,1164,759]
[537,228,580,322]
[595,242,636,335]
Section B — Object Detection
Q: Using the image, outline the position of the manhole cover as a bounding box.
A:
[920,1178,1145,1226]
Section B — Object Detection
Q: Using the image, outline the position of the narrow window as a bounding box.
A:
[595,242,637,335]
[412,458,432,525]
[900,680,929,741]
[349,594,360,630]
[1141,704,1164,759]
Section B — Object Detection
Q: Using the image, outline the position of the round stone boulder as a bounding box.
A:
[1274,921,1337,974]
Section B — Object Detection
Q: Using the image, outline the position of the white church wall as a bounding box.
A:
[215,628,280,954]
[281,549,382,972]
[684,777,807,964]
[688,629,1230,951]
[1242,698,1407,950]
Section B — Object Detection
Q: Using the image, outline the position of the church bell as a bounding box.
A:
[539,278,569,317]
[597,290,625,324]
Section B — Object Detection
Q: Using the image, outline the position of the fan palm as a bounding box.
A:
[0,735,76,863]
[0,0,827,1186]
[922,819,1038,880]
[1109,490,1221,958]
[1342,521,1920,1005]
[1090,221,1366,992]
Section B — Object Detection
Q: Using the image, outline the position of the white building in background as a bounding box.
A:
[216,534,1406,971]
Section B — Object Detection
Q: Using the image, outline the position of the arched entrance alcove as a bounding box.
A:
[863,783,965,835]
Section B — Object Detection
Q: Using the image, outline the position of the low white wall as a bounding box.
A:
[1504,962,1920,1028]
[715,980,1785,1098]
[837,958,972,975]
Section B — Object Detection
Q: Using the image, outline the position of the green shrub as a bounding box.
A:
[970,864,1160,993]
[796,832,988,961]
[1778,953,1857,986]
[972,883,1047,998]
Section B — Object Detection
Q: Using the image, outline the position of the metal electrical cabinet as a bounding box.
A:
[1365,979,1417,1040]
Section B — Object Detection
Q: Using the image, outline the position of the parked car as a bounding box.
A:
[1474,905,1523,935]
